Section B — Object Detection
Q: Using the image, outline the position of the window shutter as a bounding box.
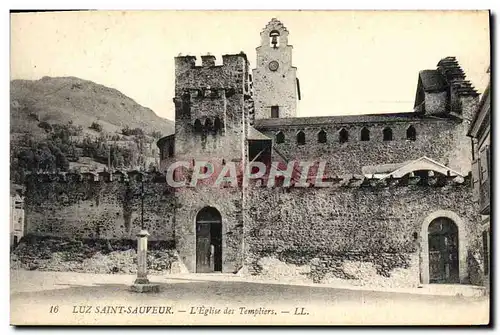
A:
[480,146,489,185]
[471,159,480,201]
[486,146,491,181]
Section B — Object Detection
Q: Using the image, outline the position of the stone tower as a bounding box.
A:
[252,18,300,119]
[169,53,252,274]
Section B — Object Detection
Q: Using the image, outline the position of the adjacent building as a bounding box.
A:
[467,65,491,289]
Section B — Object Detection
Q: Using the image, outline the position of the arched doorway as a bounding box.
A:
[428,217,459,283]
[195,207,222,273]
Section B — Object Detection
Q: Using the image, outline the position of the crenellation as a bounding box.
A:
[201,55,216,67]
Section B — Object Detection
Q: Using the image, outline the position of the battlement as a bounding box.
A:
[175,53,248,71]
[175,53,250,97]
[24,170,471,189]
[249,171,470,189]
[25,170,168,184]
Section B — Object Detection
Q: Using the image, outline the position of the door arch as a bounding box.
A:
[420,210,467,284]
[428,218,459,283]
[195,207,222,273]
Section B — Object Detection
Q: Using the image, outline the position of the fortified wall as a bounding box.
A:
[21,168,486,286]
[243,173,484,287]
[23,171,176,242]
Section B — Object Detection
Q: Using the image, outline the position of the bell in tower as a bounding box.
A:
[270,30,280,48]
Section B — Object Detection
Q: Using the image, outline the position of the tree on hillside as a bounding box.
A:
[150,131,162,139]
[90,121,103,132]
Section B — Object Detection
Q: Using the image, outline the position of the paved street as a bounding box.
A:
[10,270,489,326]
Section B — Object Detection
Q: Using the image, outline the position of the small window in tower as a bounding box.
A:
[406,125,416,141]
[339,128,348,143]
[194,119,202,133]
[383,127,393,141]
[168,144,174,157]
[214,117,222,132]
[297,131,306,145]
[317,129,327,143]
[205,118,213,131]
[276,131,285,144]
[361,127,370,141]
[271,106,279,118]
[269,30,280,48]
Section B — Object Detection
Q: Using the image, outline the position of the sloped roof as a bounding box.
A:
[437,56,479,97]
[248,126,271,141]
[362,161,409,176]
[380,156,463,179]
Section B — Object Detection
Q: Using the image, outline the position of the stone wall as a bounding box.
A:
[257,117,472,176]
[244,183,484,287]
[24,175,175,241]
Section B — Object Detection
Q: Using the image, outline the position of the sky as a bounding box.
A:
[10,10,491,121]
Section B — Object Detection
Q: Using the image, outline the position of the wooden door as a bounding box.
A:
[428,218,459,283]
[196,222,212,273]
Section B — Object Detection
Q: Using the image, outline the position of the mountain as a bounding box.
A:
[10,76,174,138]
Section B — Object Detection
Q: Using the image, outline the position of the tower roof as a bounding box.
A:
[262,18,288,33]
[436,56,479,97]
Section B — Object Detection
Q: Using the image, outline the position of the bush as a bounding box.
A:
[29,111,40,121]
[121,126,144,137]
[38,121,52,132]
[150,131,162,139]
[90,121,103,132]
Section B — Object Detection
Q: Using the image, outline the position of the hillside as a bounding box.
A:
[10,77,175,182]
[10,76,174,137]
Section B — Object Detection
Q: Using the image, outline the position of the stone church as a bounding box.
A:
[24,19,487,288]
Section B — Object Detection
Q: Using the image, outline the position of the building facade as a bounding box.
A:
[467,66,491,290]
[22,19,488,288]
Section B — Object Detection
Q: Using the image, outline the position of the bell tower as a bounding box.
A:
[252,18,300,119]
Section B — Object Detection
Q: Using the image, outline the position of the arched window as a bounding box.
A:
[297,131,305,145]
[339,128,348,143]
[361,127,370,141]
[407,125,416,141]
[269,30,280,48]
[214,117,222,132]
[194,119,202,133]
[317,129,327,143]
[276,131,285,144]
[205,118,213,131]
[383,127,393,141]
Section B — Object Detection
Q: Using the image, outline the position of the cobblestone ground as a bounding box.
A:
[10,270,489,326]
